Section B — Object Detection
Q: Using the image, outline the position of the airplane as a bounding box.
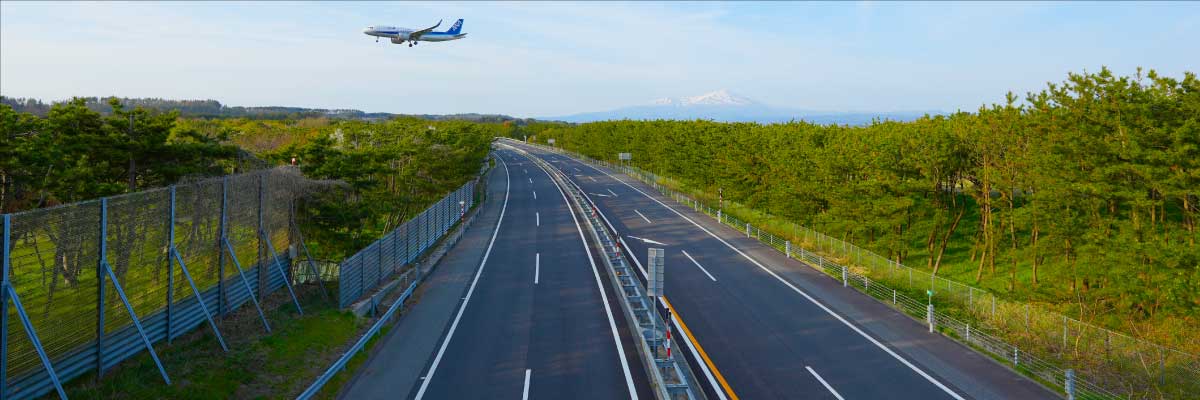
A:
[363,19,466,47]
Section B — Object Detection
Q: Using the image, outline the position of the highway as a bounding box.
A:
[513,141,1059,400]
[395,146,652,399]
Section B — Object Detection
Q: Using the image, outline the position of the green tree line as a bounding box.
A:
[526,68,1199,335]
[2,100,502,260]
[1,98,245,213]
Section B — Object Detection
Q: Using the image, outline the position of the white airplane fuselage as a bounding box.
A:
[363,25,466,43]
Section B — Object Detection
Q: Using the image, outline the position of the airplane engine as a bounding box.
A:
[390,37,405,44]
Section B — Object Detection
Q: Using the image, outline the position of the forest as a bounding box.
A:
[1,99,502,260]
[1,95,536,123]
[524,68,1200,336]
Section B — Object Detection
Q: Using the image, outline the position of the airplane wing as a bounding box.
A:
[409,19,442,41]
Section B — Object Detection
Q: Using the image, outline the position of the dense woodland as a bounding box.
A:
[525,68,1200,331]
[1,95,534,123]
[1,100,501,259]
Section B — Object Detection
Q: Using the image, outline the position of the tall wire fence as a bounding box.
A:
[1,167,322,400]
[540,144,1199,400]
[336,181,476,308]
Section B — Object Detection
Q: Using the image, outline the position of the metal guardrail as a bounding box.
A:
[515,144,702,400]
[532,141,1199,400]
[336,181,475,308]
[297,155,490,400]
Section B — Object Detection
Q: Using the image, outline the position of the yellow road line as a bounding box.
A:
[663,296,739,400]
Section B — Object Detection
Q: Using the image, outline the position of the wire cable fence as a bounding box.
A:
[1,167,329,400]
[536,144,1199,400]
[335,180,477,308]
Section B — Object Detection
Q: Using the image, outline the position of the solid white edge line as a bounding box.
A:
[535,253,540,285]
[531,150,639,400]
[413,149,512,400]
[539,148,725,400]
[681,250,717,282]
[523,369,532,400]
[551,145,967,400]
[806,366,845,400]
[634,209,652,224]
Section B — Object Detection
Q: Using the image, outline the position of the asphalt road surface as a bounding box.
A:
[349,146,653,400]
[514,141,1059,400]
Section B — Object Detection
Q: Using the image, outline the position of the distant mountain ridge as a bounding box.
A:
[0,96,532,123]
[547,89,939,125]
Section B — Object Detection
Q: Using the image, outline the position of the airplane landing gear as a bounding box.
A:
[408,42,413,47]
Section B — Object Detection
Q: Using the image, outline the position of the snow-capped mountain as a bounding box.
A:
[547,90,937,125]
[650,90,758,107]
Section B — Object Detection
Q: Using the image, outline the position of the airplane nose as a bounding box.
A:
[362,28,371,34]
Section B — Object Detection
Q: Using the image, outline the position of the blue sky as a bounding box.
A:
[2,1,1197,117]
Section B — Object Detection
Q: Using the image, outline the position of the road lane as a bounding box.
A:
[410,147,651,400]
[517,142,1058,400]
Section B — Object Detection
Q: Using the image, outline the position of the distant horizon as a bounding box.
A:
[3,2,1197,118]
[2,89,947,118]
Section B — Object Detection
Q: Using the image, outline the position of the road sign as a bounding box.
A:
[648,248,664,298]
[618,152,632,160]
[547,139,556,145]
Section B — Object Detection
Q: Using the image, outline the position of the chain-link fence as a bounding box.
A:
[1,167,322,400]
[336,181,476,308]
[539,144,1199,400]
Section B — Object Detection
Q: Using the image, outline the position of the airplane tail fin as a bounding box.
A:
[447,19,464,34]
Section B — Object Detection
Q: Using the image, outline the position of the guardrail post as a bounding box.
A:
[927,303,935,333]
[717,210,722,224]
[97,197,108,376]
[746,223,751,238]
[785,241,791,259]
[1,214,10,397]
[966,323,971,341]
[1065,369,1075,400]
[842,265,848,287]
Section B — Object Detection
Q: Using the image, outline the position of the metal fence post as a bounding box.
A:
[1065,369,1075,400]
[218,177,228,316]
[1,214,10,396]
[1063,316,1069,349]
[167,186,176,342]
[257,174,266,299]
[97,197,108,376]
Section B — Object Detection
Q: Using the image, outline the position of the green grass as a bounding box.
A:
[52,285,363,400]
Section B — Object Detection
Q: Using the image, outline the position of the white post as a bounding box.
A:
[1066,369,1075,400]
[785,241,791,259]
[746,223,751,238]
[842,265,848,287]
[927,304,935,333]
